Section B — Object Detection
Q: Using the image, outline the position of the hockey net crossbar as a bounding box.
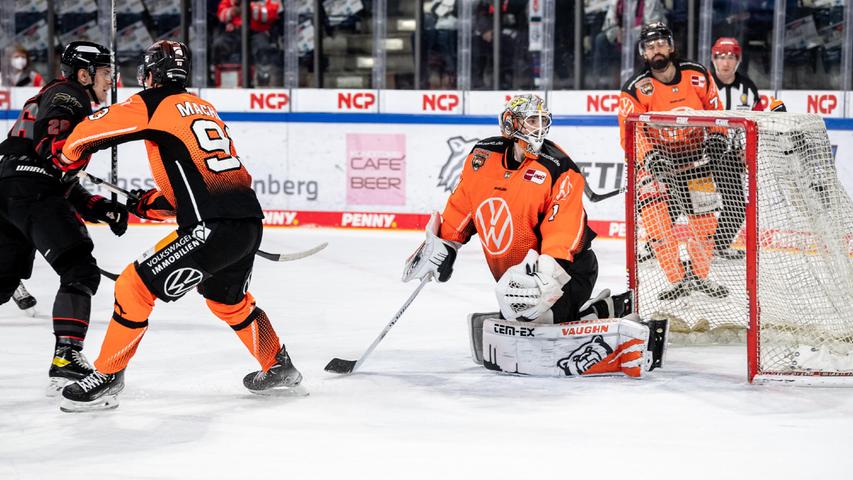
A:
[625,111,853,384]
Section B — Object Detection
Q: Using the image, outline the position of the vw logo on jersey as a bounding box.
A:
[164,268,204,298]
[475,197,513,255]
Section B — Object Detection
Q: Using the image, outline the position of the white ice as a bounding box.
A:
[2,226,852,479]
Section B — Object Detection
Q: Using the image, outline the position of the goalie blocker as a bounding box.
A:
[469,313,668,378]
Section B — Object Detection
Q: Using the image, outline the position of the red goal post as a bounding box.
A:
[624,111,853,385]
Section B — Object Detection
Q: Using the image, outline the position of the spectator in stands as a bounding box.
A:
[4,46,44,87]
[213,0,283,86]
[423,0,458,89]
[471,0,530,90]
[592,0,665,89]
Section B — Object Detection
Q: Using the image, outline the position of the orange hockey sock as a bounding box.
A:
[686,213,718,279]
[641,201,685,284]
[94,264,156,374]
[207,293,281,371]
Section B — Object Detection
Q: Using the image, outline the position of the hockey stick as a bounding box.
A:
[325,275,431,375]
[78,171,328,263]
[583,182,625,203]
[108,0,118,203]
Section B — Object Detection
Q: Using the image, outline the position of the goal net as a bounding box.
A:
[624,111,853,384]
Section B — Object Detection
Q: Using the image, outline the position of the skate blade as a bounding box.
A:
[59,394,120,413]
[46,377,72,398]
[23,307,37,317]
[248,383,310,397]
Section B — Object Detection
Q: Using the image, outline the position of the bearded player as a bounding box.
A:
[618,23,729,301]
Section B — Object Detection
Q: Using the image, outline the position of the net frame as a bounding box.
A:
[625,111,853,385]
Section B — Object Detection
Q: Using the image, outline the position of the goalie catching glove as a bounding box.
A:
[495,249,571,321]
[402,212,461,283]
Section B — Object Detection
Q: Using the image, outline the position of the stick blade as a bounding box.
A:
[324,358,357,375]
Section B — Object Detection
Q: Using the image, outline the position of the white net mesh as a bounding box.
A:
[628,111,853,379]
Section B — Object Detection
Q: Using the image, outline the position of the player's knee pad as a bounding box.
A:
[53,248,100,296]
[480,314,666,378]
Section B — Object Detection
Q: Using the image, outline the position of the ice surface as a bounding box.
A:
[1,226,852,479]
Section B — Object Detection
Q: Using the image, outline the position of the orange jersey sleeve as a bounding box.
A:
[540,169,588,262]
[63,96,150,162]
[63,86,262,227]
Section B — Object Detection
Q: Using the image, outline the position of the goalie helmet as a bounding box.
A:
[637,22,674,56]
[499,94,552,156]
[137,40,191,88]
[60,41,112,80]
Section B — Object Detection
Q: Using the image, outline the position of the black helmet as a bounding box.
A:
[137,40,191,88]
[60,41,112,80]
[637,22,674,56]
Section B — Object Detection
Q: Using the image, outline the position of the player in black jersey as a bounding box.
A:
[0,41,128,396]
[709,37,758,260]
[711,37,760,112]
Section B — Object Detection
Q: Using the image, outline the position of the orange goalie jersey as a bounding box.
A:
[62,86,263,227]
[439,137,596,280]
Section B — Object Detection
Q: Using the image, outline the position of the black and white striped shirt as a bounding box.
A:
[713,72,760,111]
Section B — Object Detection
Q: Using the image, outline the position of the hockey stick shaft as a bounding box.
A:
[109,0,118,201]
[325,275,431,374]
[78,171,326,263]
[583,182,625,203]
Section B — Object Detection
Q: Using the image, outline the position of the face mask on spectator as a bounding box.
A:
[11,56,27,70]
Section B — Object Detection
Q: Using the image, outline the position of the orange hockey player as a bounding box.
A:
[619,23,729,301]
[399,94,669,379]
[56,41,304,412]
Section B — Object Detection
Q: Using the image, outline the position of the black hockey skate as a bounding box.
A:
[657,279,692,301]
[12,282,37,313]
[243,346,307,396]
[60,370,125,413]
[47,345,94,397]
[691,277,730,298]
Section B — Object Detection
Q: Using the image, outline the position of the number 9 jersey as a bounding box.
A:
[62,86,263,227]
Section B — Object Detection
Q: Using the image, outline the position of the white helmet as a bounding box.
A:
[499,94,552,155]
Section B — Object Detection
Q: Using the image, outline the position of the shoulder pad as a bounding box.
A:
[678,60,709,74]
[622,70,651,96]
[44,82,89,115]
[536,140,581,184]
[473,136,512,153]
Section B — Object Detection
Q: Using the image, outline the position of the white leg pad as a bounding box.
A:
[482,315,652,378]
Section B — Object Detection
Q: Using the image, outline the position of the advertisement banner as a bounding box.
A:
[346,133,406,206]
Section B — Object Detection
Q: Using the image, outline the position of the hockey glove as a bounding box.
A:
[643,150,671,180]
[495,250,571,321]
[402,211,461,283]
[703,133,730,165]
[126,188,176,221]
[82,195,129,236]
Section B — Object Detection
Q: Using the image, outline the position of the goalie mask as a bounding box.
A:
[499,94,552,156]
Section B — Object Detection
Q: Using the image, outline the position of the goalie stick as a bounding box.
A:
[325,275,431,375]
[78,171,328,263]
